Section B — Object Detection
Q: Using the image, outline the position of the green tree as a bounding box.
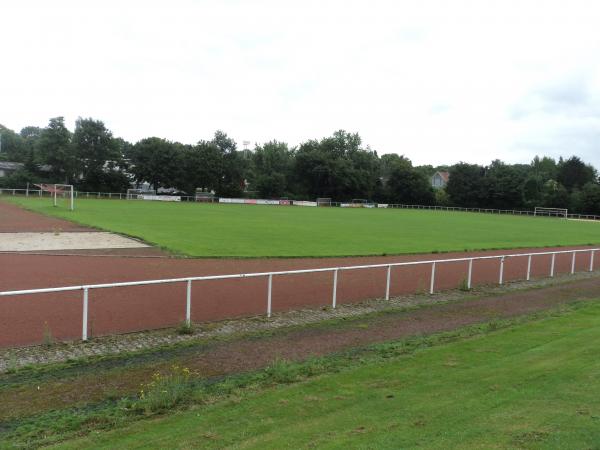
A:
[384,155,434,205]
[0,125,26,162]
[130,137,181,190]
[541,180,570,208]
[36,117,76,182]
[72,118,121,186]
[557,156,596,191]
[251,141,292,198]
[211,131,246,197]
[446,163,486,207]
[483,160,527,209]
[574,183,600,215]
[294,130,380,201]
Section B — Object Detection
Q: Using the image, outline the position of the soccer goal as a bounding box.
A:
[36,184,74,211]
[534,206,568,218]
[126,188,156,200]
[317,197,332,207]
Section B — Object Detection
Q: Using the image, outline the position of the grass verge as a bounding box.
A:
[1,300,599,448]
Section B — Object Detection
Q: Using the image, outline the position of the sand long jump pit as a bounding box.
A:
[0,232,150,252]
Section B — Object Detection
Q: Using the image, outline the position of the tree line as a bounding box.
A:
[1,117,599,214]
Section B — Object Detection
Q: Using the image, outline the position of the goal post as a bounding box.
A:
[35,184,74,211]
[126,188,156,200]
[534,206,568,218]
[316,197,332,207]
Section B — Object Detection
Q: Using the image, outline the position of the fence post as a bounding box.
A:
[467,259,473,289]
[550,253,556,277]
[267,274,273,317]
[82,288,89,341]
[332,269,338,308]
[527,254,532,281]
[385,265,391,300]
[430,262,436,294]
[499,257,505,285]
[186,280,192,325]
[590,250,595,272]
[571,252,576,275]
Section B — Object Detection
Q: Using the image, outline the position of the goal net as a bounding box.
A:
[126,188,156,200]
[534,206,568,218]
[316,197,332,207]
[35,184,74,211]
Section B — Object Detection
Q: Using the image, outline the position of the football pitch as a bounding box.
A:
[6,197,600,257]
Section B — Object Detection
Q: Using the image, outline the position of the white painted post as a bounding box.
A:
[590,250,595,272]
[571,252,576,274]
[430,262,436,294]
[82,288,89,341]
[186,280,192,325]
[385,265,391,300]
[267,274,273,317]
[467,259,473,289]
[499,257,505,285]
[332,269,338,308]
[70,185,74,211]
[53,184,57,207]
[550,253,556,277]
[527,255,532,281]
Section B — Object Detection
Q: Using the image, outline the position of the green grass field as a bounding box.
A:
[55,301,600,449]
[6,197,600,257]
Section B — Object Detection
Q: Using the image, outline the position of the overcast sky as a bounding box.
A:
[1,0,599,167]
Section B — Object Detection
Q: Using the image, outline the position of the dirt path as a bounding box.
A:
[2,275,600,421]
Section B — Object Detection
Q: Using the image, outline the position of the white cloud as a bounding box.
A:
[1,0,599,166]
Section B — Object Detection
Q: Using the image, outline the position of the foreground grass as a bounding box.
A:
[53,301,600,449]
[7,197,600,257]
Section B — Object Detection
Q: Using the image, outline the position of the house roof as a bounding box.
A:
[434,171,450,182]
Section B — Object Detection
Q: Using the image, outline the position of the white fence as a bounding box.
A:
[2,187,600,221]
[0,248,597,342]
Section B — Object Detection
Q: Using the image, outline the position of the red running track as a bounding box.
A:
[1,246,597,347]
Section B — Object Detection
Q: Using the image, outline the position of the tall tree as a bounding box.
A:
[557,156,596,191]
[294,130,379,201]
[0,125,26,162]
[446,163,486,207]
[72,118,121,180]
[250,140,292,198]
[383,155,434,205]
[211,131,246,197]
[36,117,76,182]
[484,160,527,209]
[130,137,181,190]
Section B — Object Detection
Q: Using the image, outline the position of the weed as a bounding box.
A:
[133,365,193,414]
[5,353,19,374]
[458,278,471,292]
[415,278,427,295]
[487,319,501,331]
[263,359,302,384]
[176,320,194,335]
[42,322,54,348]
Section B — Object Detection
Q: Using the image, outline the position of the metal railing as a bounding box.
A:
[1,187,599,221]
[0,248,597,342]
